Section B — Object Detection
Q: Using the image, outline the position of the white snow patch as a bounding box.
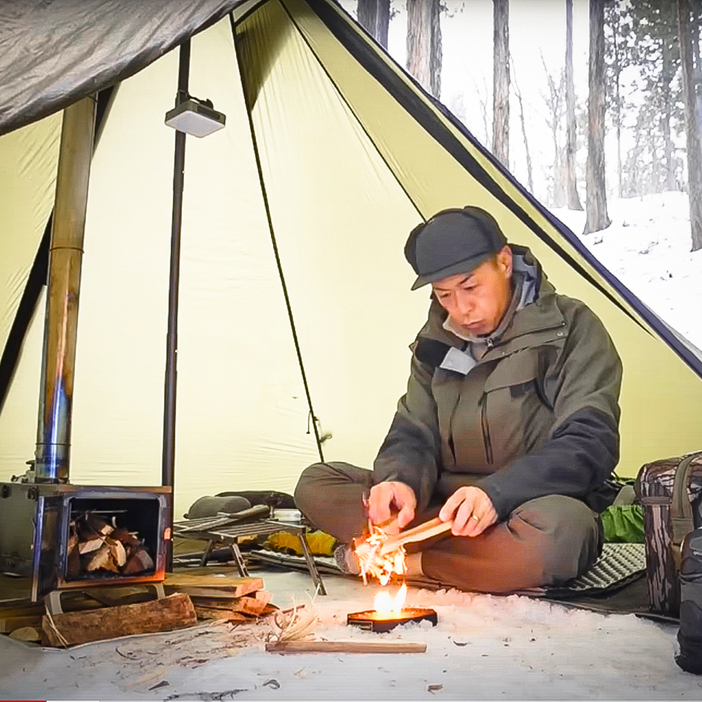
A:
[551,192,702,353]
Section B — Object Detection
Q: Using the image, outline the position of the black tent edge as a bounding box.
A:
[299,0,702,379]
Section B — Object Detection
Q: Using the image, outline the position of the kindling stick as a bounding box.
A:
[265,640,426,654]
[378,517,452,555]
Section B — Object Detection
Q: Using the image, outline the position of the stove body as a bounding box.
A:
[0,481,170,601]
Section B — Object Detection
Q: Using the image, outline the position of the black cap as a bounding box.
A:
[404,206,508,290]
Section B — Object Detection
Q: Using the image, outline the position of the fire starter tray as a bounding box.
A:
[347,607,438,633]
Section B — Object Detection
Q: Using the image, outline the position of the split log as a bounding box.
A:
[0,614,44,634]
[78,536,105,555]
[86,543,114,572]
[228,595,269,616]
[41,593,196,647]
[193,606,249,623]
[123,548,154,575]
[265,640,427,654]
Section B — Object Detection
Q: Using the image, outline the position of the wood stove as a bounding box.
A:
[0,481,171,602]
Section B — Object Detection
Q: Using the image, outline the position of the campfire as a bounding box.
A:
[347,518,446,633]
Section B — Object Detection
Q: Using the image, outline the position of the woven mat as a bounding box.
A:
[249,542,646,598]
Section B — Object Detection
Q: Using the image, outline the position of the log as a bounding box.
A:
[0,614,44,633]
[41,593,196,647]
[265,640,426,654]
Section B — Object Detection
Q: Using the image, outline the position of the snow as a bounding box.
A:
[2,570,701,700]
[552,192,702,353]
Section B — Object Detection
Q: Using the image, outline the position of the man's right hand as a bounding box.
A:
[367,481,417,533]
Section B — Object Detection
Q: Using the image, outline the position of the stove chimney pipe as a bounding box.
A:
[34,96,97,483]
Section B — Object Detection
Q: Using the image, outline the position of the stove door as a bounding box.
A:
[31,495,65,601]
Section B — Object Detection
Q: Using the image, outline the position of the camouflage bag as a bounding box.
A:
[635,452,702,616]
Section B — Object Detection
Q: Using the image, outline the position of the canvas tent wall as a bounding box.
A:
[1,0,701,518]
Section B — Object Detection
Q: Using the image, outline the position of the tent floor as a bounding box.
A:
[1,568,697,700]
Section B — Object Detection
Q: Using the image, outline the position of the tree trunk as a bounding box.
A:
[512,61,534,194]
[583,0,611,235]
[565,0,583,210]
[612,4,623,198]
[678,0,702,251]
[661,40,678,191]
[407,0,442,98]
[492,0,509,168]
[358,0,390,49]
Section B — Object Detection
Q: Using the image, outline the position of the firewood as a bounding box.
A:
[8,627,41,643]
[164,574,262,598]
[123,547,155,575]
[107,538,127,567]
[42,593,196,647]
[233,595,270,616]
[253,591,272,606]
[67,541,81,579]
[78,536,105,555]
[0,614,44,634]
[111,528,140,549]
[265,640,427,654]
[193,606,249,623]
[86,543,113,571]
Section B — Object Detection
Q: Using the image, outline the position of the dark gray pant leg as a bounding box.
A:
[420,495,601,593]
[294,461,373,544]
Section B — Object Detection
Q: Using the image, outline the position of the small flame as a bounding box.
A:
[374,582,408,618]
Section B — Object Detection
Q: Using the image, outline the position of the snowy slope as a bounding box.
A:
[552,192,702,353]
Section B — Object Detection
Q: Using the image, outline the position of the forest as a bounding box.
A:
[344,0,702,252]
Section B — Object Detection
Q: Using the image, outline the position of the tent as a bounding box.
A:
[1,0,701,518]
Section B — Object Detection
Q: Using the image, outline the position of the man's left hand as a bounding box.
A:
[439,487,498,537]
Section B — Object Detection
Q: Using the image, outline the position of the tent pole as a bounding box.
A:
[162,40,190,567]
[34,96,97,483]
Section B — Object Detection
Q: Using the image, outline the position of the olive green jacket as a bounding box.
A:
[373,246,623,520]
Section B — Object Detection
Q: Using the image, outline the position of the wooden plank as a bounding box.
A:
[42,593,196,647]
[164,574,263,597]
[265,640,427,654]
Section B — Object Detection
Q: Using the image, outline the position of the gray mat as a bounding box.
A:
[249,542,646,598]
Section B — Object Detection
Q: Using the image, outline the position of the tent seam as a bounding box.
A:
[277,0,425,224]
[228,11,325,463]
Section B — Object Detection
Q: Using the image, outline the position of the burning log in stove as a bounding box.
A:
[67,513,154,580]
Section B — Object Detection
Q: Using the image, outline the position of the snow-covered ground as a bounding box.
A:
[1,571,700,701]
[552,192,702,353]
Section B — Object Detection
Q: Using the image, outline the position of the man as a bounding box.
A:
[295,206,622,592]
